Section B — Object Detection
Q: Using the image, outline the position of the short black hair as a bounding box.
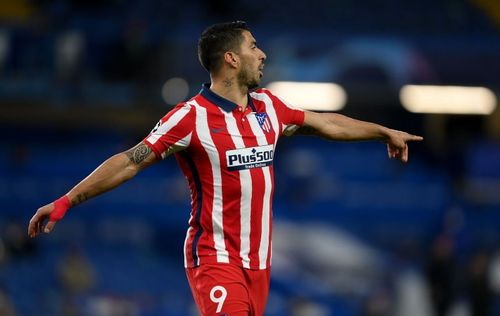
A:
[198,21,250,73]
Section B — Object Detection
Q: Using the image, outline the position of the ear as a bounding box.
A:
[223,51,239,69]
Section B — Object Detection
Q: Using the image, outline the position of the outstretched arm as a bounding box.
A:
[297,111,423,162]
[28,141,158,237]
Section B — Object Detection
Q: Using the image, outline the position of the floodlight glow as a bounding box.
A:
[400,85,497,115]
[266,81,347,111]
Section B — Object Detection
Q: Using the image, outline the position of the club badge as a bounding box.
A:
[255,112,272,133]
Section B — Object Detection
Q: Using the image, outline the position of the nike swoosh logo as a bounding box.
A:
[211,127,224,134]
[210,127,224,134]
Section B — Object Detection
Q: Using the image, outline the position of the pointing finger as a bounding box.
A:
[407,135,423,142]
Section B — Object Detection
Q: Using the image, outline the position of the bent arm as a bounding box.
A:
[28,142,158,237]
[67,141,158,206]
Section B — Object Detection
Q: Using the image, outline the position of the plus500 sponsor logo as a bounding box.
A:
[226,145,274,171]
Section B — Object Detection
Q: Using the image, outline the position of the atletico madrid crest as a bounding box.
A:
[255,112,272,133]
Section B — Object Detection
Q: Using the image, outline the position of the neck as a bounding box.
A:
[210,74,248,110]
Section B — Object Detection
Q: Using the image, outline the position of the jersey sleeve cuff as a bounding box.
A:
[143,139,164,160]
[294,109,306,126]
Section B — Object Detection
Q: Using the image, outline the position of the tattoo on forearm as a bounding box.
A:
[125,142,152,165]
[71,193,89,207]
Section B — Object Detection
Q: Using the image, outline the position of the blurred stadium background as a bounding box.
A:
[1,0,500,315]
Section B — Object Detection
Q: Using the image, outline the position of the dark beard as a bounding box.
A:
[238,67,259,90]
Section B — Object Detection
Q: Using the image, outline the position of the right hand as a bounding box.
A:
[28,203,58,238]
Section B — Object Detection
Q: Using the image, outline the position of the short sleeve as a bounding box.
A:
[263,89,305,136]
[143,103,195,159]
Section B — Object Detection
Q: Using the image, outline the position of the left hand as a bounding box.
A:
[385,129,423,163]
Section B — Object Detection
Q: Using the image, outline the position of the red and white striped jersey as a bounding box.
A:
[144,84,305,270]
